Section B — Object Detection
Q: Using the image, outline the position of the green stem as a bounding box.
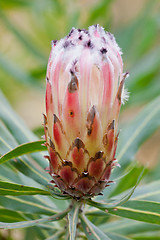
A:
[68,199,82,240]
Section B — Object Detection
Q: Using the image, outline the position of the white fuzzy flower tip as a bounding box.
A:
[44,24,128,199]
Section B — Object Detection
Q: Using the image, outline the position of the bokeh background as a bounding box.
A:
[0,0,160,239]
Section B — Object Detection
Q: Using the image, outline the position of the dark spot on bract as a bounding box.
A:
[84,40,94,49]
[68,28,74,37]
[63,41,70,48]
[49,139,55,150]
[73,138,85,150]
[87,105,96,135]
[53,114,59,124]
[117,72,128,104]
[102,36,106,43]
[52,40,57,46]
[82,29,89,34]
[63,160,72,167]
[108,32,114,40]
[100,47,107,54]
[68,73,79,93]
[108,120,115,130]
[95,151,104,159]
[70,111,74,117]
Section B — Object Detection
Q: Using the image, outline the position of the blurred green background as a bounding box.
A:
[0,0,160,238]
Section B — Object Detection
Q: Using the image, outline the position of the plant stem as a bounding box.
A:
[68,199,83,240]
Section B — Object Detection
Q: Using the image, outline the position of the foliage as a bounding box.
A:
[0,0,160,239]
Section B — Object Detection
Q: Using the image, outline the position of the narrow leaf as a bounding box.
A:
[47,184,71,200]
[118,96,160,163]
[0,181,49,196]
[0,91,47,169]
[0,140,47,164]
[0,208,26,223]
[0,117,49,186]
[113,96,160,178]
[0,195,57,215]
[127,47,160,90]
[108,200,160,224]
[80,214,111,240]
[0,135,49,186]
[109,165,146,198]
[89,199,160,225]
[132,180,160,202]
[45,230,64,240]
[129,230,160,240]
[106,232,132,240]
[100,218,160,236]
[0,207,70,229]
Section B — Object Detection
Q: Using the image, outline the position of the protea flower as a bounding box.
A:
[44,25,128,199]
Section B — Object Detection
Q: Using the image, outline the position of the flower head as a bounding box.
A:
[44,25,128,199]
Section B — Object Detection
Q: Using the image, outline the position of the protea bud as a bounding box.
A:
[44,25,128,199]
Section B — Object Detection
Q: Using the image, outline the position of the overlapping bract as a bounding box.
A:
[44,25,128,199]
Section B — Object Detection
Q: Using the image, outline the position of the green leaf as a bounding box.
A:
[109,165,146,198]
[88,199,160,224]
[68,202,81,240]
[0,140,47,164]
[0,208,27,223]
[0,162,22,183]
[0,195,57,215]
[0,91,47,169]
[0,134,49,186]
[130,231,160,240]
[127,76,160,106]
[80,214,111,240]
[108,200,160,224]
[0,181,50,196]
[45,230,64,240]
[87,187,134,210]
[0,135,49,188]
[106,232,132,240]
[47,184,71,200]
[24,225,50,240]
[127,47,160,90]
[0,207,70,229]
[0,120,18,155]
[132,180,160,202]
[100,218,160,236]
[113,96,160,178]
[0,96,50,186]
